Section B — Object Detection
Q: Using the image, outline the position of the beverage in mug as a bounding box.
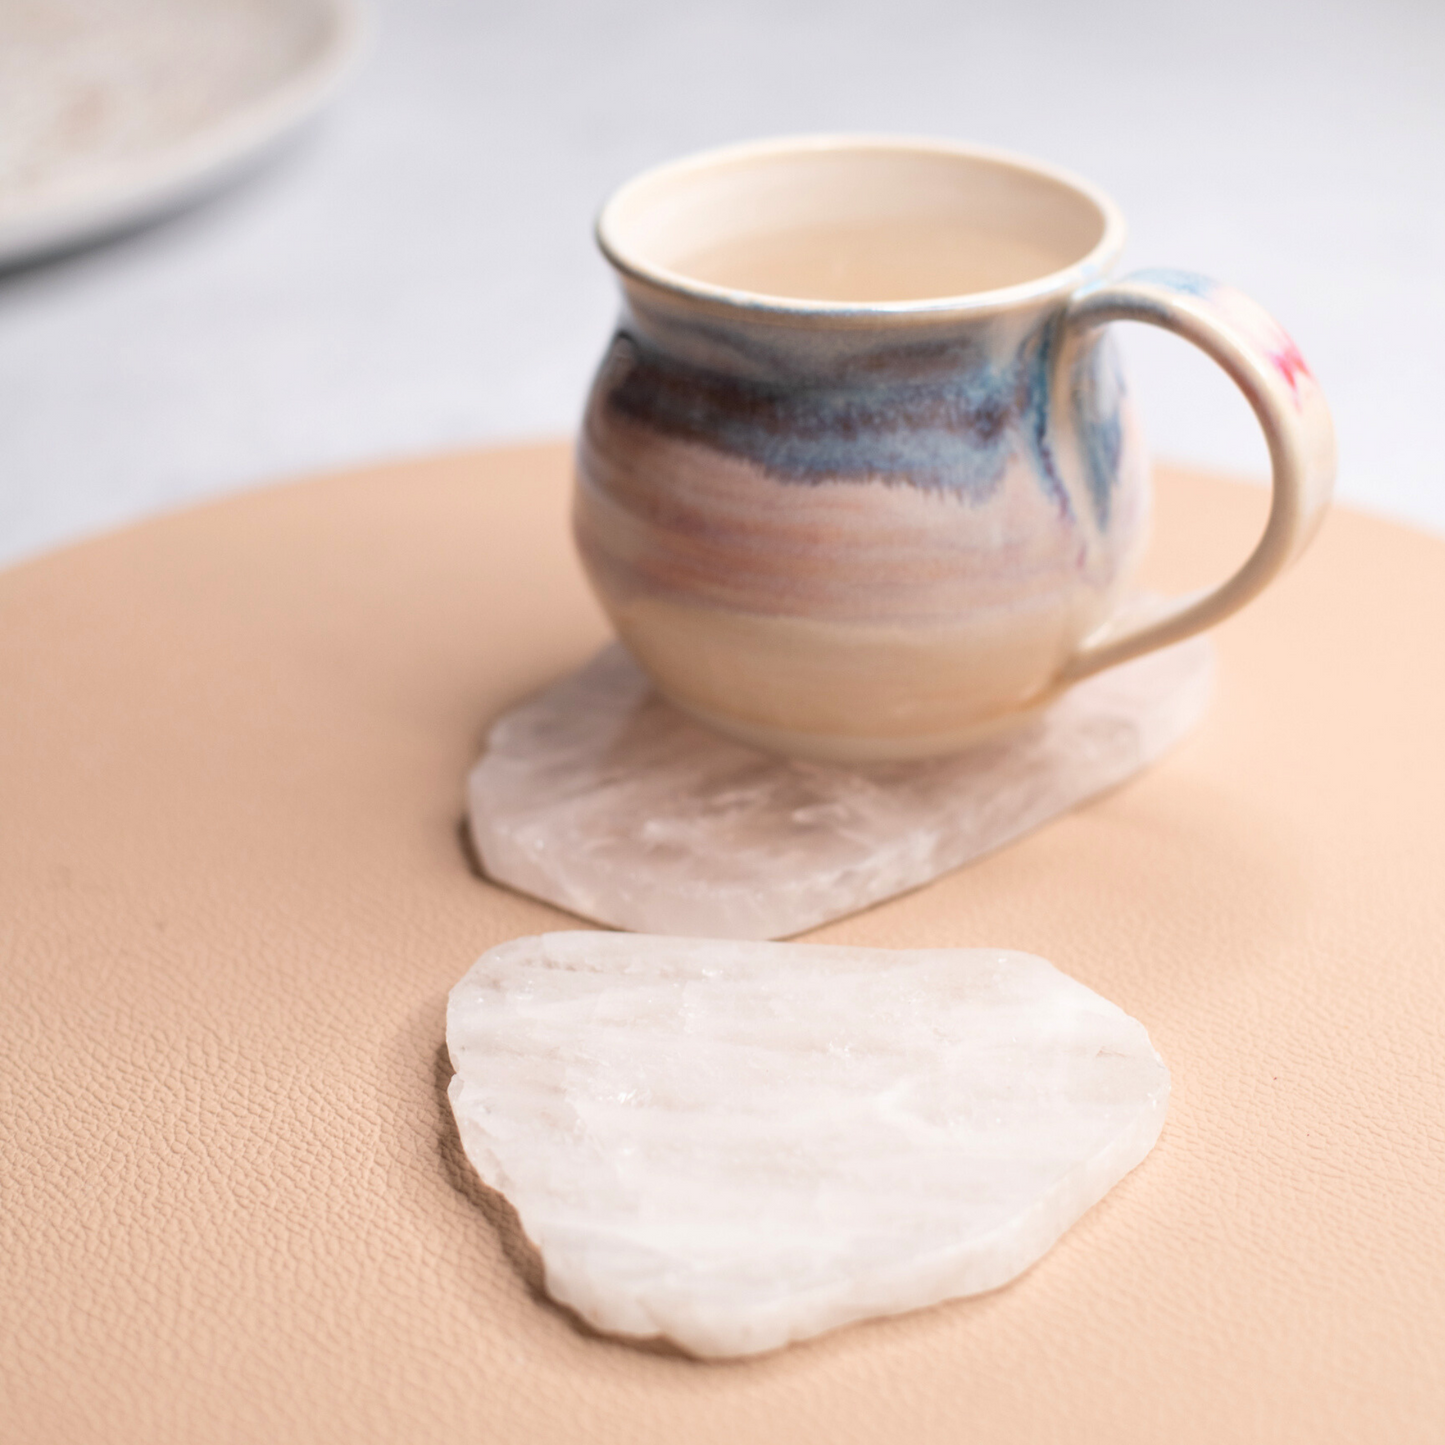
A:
[575,136,1336,762]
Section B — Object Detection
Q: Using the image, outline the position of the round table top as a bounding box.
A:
[5,442,1443,1444]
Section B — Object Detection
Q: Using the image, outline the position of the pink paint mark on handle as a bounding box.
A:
[1268,335,1312,403]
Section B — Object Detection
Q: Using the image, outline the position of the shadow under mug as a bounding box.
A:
[574,135,1336,762]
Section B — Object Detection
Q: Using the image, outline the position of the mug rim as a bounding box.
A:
[596,134,1128,323]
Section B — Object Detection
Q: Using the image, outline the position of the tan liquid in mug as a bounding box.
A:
[674,218,1071,304]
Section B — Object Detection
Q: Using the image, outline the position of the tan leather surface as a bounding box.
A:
[3,441,1443,1443]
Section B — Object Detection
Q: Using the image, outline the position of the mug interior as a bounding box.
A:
[598,137,1122,312]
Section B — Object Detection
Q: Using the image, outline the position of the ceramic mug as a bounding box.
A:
[575,135,1336,762]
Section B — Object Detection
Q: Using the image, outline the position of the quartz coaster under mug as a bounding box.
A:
[469,135,1335,935]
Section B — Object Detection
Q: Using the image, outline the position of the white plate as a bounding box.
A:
[0,0,368,268]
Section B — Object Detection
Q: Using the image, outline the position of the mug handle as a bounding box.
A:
[1054,269,1337,684]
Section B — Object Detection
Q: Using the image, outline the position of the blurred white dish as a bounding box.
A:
[0,0,367,267]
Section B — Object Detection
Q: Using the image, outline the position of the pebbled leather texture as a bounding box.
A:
[3,443,1442,1443]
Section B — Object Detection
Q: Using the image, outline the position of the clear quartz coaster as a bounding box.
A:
[467,639,1213,940]
[447,932,1170,1358]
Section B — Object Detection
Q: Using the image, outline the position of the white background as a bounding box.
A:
[2,0,1441,568]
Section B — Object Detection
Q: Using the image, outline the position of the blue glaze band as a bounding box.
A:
[600,321,1123,524]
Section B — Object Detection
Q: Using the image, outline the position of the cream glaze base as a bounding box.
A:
[607,594,1105,761]
[673,691,1054,763]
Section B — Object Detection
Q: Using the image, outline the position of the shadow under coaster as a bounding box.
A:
[466,638,1214,941]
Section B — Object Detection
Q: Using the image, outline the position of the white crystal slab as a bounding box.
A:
[447,932,1170,1358]
[467,638,1212,940]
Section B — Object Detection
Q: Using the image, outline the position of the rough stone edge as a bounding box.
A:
[467,639,1214,940]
